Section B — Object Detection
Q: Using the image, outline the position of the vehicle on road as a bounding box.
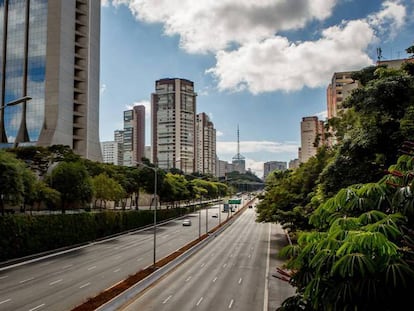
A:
[212,213,218,218]
[182,219,192,226]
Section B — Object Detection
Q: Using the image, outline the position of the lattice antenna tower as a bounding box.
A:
[232,124,245,161]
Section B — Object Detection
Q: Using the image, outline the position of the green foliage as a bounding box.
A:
[0,208,188,261]
[92,173,126,207]
[51,161,93,212]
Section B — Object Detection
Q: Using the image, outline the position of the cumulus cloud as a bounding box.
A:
[117,0,337,54]
[208,20,375,93]
[109,0,407,94]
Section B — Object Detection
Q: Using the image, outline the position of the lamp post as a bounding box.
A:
[136,162,158,268]
[0,96,32,146]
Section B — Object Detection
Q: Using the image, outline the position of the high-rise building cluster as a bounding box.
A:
[3,2,410,181]
[102,78,229,177]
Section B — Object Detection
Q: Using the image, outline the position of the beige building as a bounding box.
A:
[151,78,197,174]
[196,113,216,175]
[0,1,102,161]
[300,116,324,163]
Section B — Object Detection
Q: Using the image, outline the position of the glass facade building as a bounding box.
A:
[0,0,102,161]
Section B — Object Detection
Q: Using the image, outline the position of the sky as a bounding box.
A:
[99,0,414,178]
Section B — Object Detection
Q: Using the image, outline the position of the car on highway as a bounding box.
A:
[212,213,218,218]
[182,218,192,226]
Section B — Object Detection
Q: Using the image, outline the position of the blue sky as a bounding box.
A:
[99,0,413,177]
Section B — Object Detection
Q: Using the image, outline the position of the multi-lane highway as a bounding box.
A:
[0,204,228,311]
[119,203,295,311]
[0,199,295,311]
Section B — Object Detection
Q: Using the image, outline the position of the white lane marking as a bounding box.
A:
[19,277,34,283]
[62,264,73,269]
[263,223,270,311]
[137,257,143,262]
[0,299,11,305]
[49,279,62,285]
[185,276,192,282]
[113,268,121,273]
[87,266,96,271]
[238,278,242,284]
[200,263,205,268]
[115,255,122,260]
[163,295,172,304]
[0,275,8,280]
[79,282,90,289]
[228,299,234,309]
[222,263,227,268]
[248,253,252,258]
[212,276,218,283]
[196,297,203,306]
[29,303,45,311]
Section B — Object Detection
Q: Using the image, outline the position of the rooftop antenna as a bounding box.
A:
[376,47,383,61]
[232,124,245,161]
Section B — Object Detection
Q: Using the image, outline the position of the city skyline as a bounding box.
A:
[100,0,414,177]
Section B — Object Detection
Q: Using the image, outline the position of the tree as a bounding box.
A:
[92,173,125,209]
[50,161,93,212]
[0,151,27,215]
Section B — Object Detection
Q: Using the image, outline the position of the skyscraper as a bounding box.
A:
[0,0,102,161]
[151,78,197,174]
[196,112,216,175]
[122,105,145,166]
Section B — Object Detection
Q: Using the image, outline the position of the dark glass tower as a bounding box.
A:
[0,0,102,161]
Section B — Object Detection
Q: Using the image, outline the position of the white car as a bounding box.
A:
[182,218,192,226]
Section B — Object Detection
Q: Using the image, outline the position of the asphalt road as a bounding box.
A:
[119,206,295,311]
[0,204,229,311]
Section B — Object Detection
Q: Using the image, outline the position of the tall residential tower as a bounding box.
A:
[151,78,197,174]
[0,0,101,161]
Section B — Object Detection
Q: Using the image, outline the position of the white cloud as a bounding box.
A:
[207,20,375,94]
[216,130,224,137]
[101,0,110,7]
[120,0,337,54]
[368,0,406,38]
[110,0,407,94]
[245,158,265,178]
[100,84,107,94]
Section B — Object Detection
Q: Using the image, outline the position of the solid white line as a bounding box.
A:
[0,275,8,280]
[29,303,45,311]
[62,264,73,269]
[49,279,62,285]
[228,299,234,309]
[113,268,121,273]
[196,297,203,306]
[162,295,172,304]
[79,282,90,289]
[87,266,96,270]
[0,299,11,305]
[263,223,270,311]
